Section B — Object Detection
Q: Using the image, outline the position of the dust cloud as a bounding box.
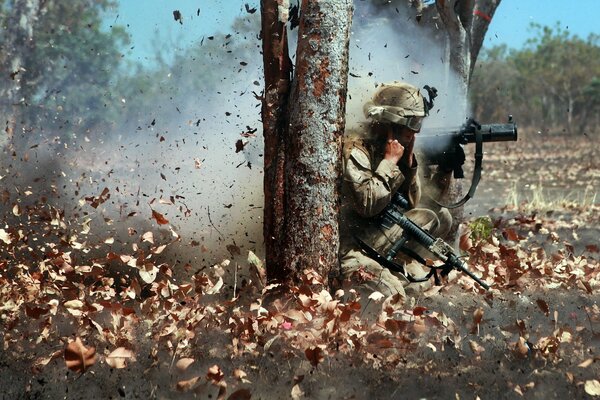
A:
[1,3,470,277]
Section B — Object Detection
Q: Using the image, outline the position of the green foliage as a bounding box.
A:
[470,24,600,135]
[468,216,493,242]
[0,0,129,144]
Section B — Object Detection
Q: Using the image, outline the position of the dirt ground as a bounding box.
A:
[1,131,599,400]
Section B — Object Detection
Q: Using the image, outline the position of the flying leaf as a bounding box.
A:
[105,347,134,369]
[151,209,169,225]
[173,10,183,24]
[139,264,159,284]
[142,231,154,244]
[469,340,485,355]
[64,337,97,373]
[471,307,484,334]
[235,139,246,153]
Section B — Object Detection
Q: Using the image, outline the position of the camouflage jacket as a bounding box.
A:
[340,129,421,255]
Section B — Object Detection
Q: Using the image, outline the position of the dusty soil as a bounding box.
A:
[1,131,599,400]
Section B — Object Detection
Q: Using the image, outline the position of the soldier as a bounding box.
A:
[339,81,451,301]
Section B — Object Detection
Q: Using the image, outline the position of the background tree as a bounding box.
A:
[261,0,353,286]
[0,0,128,154]
[470,26,600,135]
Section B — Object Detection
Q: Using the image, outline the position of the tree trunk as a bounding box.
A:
[433,0,501,241]
[261,0,353,286]
[283,0,352,286]
[261,0,293,282]
[470,0,501,75]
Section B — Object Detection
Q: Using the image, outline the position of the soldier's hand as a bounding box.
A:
[401,135,416,166]
[384,139,404,165]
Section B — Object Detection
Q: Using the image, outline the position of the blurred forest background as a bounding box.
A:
[1,0,599,149]
[2,1,599,145]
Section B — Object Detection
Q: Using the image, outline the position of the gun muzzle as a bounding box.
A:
[460,122,518,144]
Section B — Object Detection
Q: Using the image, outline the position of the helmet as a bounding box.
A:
[363,82,426,131]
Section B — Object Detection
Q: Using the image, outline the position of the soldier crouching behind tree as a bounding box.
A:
[339,82,451,305]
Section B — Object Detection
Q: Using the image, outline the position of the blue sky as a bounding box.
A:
[108,0,599,62]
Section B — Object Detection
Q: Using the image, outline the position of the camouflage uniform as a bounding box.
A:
[339,82,451,299]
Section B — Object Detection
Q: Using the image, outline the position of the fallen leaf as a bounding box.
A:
[536,299,550,316]
[469,340,485,355]
[585,380,600,397]
[175,357,195,372]
[578,358,594,368]
[368,291,385,302]
[207,364,224,383]
[176,376,200,392]
[64,337,97,373]
[105,347,134,369]
[227,388,252,400]
[305,347,324,367]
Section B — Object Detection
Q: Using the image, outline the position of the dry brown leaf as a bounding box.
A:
[175,357,195,372]
[459,226,473,251]
[536,299,550,316]
[514,337,529,358]
[106,347,134,369]
[64,337,97,373]
[584,380,600,397]
[305,346,324,367]
[227,389,252,400]
[151,209,169,225]
[207,364,224,383]
[578,358,594,368]
[176,376,200,392]
[469,340,485,355]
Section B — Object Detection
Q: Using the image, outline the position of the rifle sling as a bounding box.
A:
[434,129,484,209]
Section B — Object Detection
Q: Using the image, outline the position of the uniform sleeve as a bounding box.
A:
[344,147,407,217]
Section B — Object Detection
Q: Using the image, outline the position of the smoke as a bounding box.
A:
[1,2,470,279]
[347,2,469,130]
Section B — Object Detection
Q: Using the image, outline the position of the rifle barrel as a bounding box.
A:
[417,122,518,146]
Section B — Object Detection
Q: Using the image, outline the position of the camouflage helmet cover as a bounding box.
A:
[363,82,426,125]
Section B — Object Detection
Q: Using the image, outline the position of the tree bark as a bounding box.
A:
[470,0,501,74]
[261,0,353,286]
[261,0,293,282]
[432,0,501,241]
[283,0,352,286]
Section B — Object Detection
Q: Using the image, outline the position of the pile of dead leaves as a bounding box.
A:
[1,197,600,398]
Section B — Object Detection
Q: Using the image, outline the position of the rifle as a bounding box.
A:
[356,192,490,290]
[416,117,518,208]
